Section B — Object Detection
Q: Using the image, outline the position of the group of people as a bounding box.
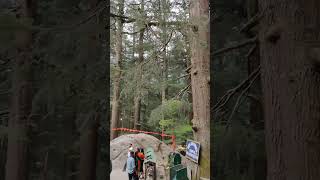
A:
[125,144,145,180]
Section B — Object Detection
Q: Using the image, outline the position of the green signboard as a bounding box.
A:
[145,147,156,163]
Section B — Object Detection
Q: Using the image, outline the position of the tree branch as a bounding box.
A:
[213,37,258,56]
[1,2,109,32]
[174,84,191,99]
[246,44,258,58]
[224,68,261,133]
[110,13,135,23]
[0,110,9,116]
[239,12,263,33]
[246,94,261,103]
[110,12,187,26]
[175,73,190,80]
[213,66,261,113]
[0,91,10,96]
[185,66,192,73]
[0,59,11,66]
[122,28,145,35]
[141,29,174,66]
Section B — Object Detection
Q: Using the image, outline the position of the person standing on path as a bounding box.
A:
[134,148,145,178]
[127,151,136,180]
[123,144,134,171]
[138,148,145,178]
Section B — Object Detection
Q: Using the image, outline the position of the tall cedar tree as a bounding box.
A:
[190,0,210,179]
[79,0,100,179]
[110,0,124,139]
[259,0,320,179]
[80,113,99,180]
[5,0,35,180]
[133,0,145,130]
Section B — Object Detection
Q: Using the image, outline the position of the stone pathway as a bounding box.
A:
[110,169,128,180]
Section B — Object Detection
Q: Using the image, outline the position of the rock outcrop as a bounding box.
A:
[110,133,196,180]
[110,134,172,179]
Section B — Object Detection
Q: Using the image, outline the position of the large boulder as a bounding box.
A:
[110,133,173,179]
[110,133,197,180]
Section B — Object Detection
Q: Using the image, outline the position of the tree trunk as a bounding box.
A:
[78,1,100,179]
[133,0,145,130]
[5,0,35,180]
[189,0,210,179]
[133,96,141,129]
[79,113,99,180]
[259,0,320,179]
[129,25,136,129]
[63,112,77,180]
[133,28,144,129]
[132,25,136,61]
[110,0,124,139]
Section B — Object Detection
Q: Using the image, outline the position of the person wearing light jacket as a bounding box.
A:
[123,144,134,171]
[126,151,136,180]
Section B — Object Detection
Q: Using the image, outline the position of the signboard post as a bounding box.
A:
[185,139,200,164]
[144,147,156,180]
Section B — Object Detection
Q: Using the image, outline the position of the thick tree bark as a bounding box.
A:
[79,113,99,180]
[79,1,100,179]
[189,0,210,179]
[63,112,77,180]
[259,0,320,179]
[5,0,35,180]
[110,0,124,139]
[133,0,145,130]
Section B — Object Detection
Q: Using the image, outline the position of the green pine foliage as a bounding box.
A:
[148,100,192,144]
